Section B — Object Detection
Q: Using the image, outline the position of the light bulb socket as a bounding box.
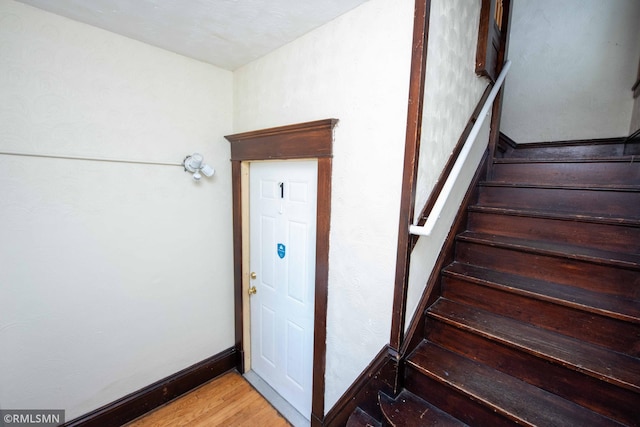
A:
[183,153,204,173]
[183,153,213,182]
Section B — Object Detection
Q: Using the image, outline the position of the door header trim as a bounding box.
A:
[225,119,338,161]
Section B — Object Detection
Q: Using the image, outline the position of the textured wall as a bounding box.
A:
[502,0,640,142]
[234,0,413,411]
[405,0,491,326]
[414,0,487,215]
[0,1,234,420]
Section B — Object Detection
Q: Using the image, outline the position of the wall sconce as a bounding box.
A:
[183,153,214,181]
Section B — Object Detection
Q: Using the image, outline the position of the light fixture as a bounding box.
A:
[183,153,214,182]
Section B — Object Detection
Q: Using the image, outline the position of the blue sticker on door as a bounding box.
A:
[277,243,286,259]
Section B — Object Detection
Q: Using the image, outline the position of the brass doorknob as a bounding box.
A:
[250,272,257,280]
[248,286,257,296]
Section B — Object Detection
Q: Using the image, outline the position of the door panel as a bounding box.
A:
[260,305,276,366]
[260,215,276,289]
[249,160,317,419]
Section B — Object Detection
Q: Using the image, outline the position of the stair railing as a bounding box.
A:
[409,60,511,237]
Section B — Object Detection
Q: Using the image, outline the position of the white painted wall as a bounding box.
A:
[414,0,488,215]
[234,0,414,411]
[406,0,491,331]
[502,0,640,143]
[0,1,234,420]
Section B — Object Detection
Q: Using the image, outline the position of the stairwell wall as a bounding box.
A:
[502,0,640,142]
[406,0,491,329]
[0,1,234,420]
[233,0,414,412]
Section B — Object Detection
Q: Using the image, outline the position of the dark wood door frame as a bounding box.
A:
[225,119,337,426]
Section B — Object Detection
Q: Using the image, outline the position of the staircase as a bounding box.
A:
[348,137,640,426]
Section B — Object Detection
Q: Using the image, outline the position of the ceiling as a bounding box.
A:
[16,0,370,70]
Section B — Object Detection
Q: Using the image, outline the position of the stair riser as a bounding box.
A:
[441,276,640,355]
[403,366,516,427]
[467,211,640,253]
[491,162,640,186]
[423,321,639,426]
[477,185,640,218]
[456,240,640,299]
[504,143,626,159]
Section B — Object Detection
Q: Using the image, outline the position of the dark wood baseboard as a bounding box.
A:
[62,347,238,427]
[497,132,518,154]
[625,129,640,155]
[322,346,398,427]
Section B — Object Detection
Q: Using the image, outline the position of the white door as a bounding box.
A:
[249,160,318,418]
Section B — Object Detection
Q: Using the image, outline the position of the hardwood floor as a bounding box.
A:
[126,371,291,427]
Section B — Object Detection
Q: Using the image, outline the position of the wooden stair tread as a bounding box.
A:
[407,341,625,427]
[427,298,640,392]
[482,180,640,189]
[379,390,468,426]
[499,137,631,159]
[458,231,640,269]
[467,204,640,227]
[494,156,640,164]
[490,159,640,186]
[479,181,640,192]
[475,183,640,221]
[443,262,640,323]
[479,181,640,201]
[346,407,381,427]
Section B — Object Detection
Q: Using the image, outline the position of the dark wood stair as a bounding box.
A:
[491,157,640,186]
[379,390,468,426]
[357,138,640,426]
[466,206,640,253]
[346,407,382,427]
[455,232,640,299]
[405,341,626,427]
[477,183,640,219]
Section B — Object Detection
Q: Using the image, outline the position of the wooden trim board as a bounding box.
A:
[389,0,432,352]
[322,346,397,427]
[61,347,238,427]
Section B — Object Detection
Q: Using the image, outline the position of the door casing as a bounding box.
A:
[226,119,337,425]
